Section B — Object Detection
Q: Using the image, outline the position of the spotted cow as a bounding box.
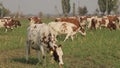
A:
[26,23,64,67]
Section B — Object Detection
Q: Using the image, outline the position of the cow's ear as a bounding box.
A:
[58,44,62,47]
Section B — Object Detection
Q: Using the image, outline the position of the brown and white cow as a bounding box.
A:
[84,15,117,30]
[0,18,21,32]
[55,17,86,37]
[48,21,80,42]
[98,15,117,30]
[26,23,64,67]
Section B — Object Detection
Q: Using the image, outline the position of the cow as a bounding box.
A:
[0,18,21,32]
[48,21,80,42]
[26,23,64,67]
[28,16,42,25]
[84,15,117,30]
[55,17,86,37]
[98,15,117,30]
[84,16,100,30]
[13,19,21,28]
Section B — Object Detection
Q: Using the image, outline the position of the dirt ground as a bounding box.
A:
[0,49,38,68]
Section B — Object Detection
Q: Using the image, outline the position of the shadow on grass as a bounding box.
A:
[11,57,39,65]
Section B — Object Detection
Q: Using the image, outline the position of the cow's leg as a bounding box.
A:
[40,45,46,67]
[26,41,30,63]
[87,21,91,29]
[70,32,77,41]
[10,27,14,31]
[36,50,41,62]
[40,45,45,59]
[70,35,74,41]
[64,34,70,42]
[5,28,8,32]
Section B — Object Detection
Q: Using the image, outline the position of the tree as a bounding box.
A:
[98,0,119,15]
[38,11,43,18]
[72,2,75,16]
[98,0,106,15]
[93,8,100,15]
[78,6,88,16]
[61,0,71,16]
[0,3,10,17]
[112,3,119,14]
[107,0,119,14]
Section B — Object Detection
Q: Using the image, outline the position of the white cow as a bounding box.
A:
[26,23,64,67]
[48,21,78,42]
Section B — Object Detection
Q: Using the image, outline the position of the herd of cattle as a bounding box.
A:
[0,15,120,67]
[26,15,120,68]
[55,15,120,31]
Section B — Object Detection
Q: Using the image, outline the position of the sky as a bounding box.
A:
[0,0,99,15]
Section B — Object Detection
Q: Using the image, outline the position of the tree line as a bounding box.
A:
[0,0,120,17]
[61,0,119,16]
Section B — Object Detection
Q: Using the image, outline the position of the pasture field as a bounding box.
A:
[0,18,120,68]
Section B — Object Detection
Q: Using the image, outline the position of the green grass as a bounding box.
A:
[0,18,120,68]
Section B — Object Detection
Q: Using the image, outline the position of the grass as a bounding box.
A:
[0,18,120,68]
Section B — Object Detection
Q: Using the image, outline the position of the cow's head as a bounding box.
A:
[49,44,64,66]
[14,20,21,27]
[28,16,42,25]
[79,27,86,36]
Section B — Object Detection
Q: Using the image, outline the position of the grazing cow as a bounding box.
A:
[85,16,100,30]
[55,17,86,37]
[99,16,117,30]
[107,15,119,30]
[85,15,117,30]
[26,23,64,67]
[28,16,42,25]
[0,18,21,32]
[48,21,79,41]
[13,20,21,28]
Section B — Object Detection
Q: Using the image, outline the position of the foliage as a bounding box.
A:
[98,0,119,15]
[111,0,119,14]
[78,6,88,16]
[61,0,71,16]
[98,0,106,15]
[93,8,100,15]
[0,3,10,17]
